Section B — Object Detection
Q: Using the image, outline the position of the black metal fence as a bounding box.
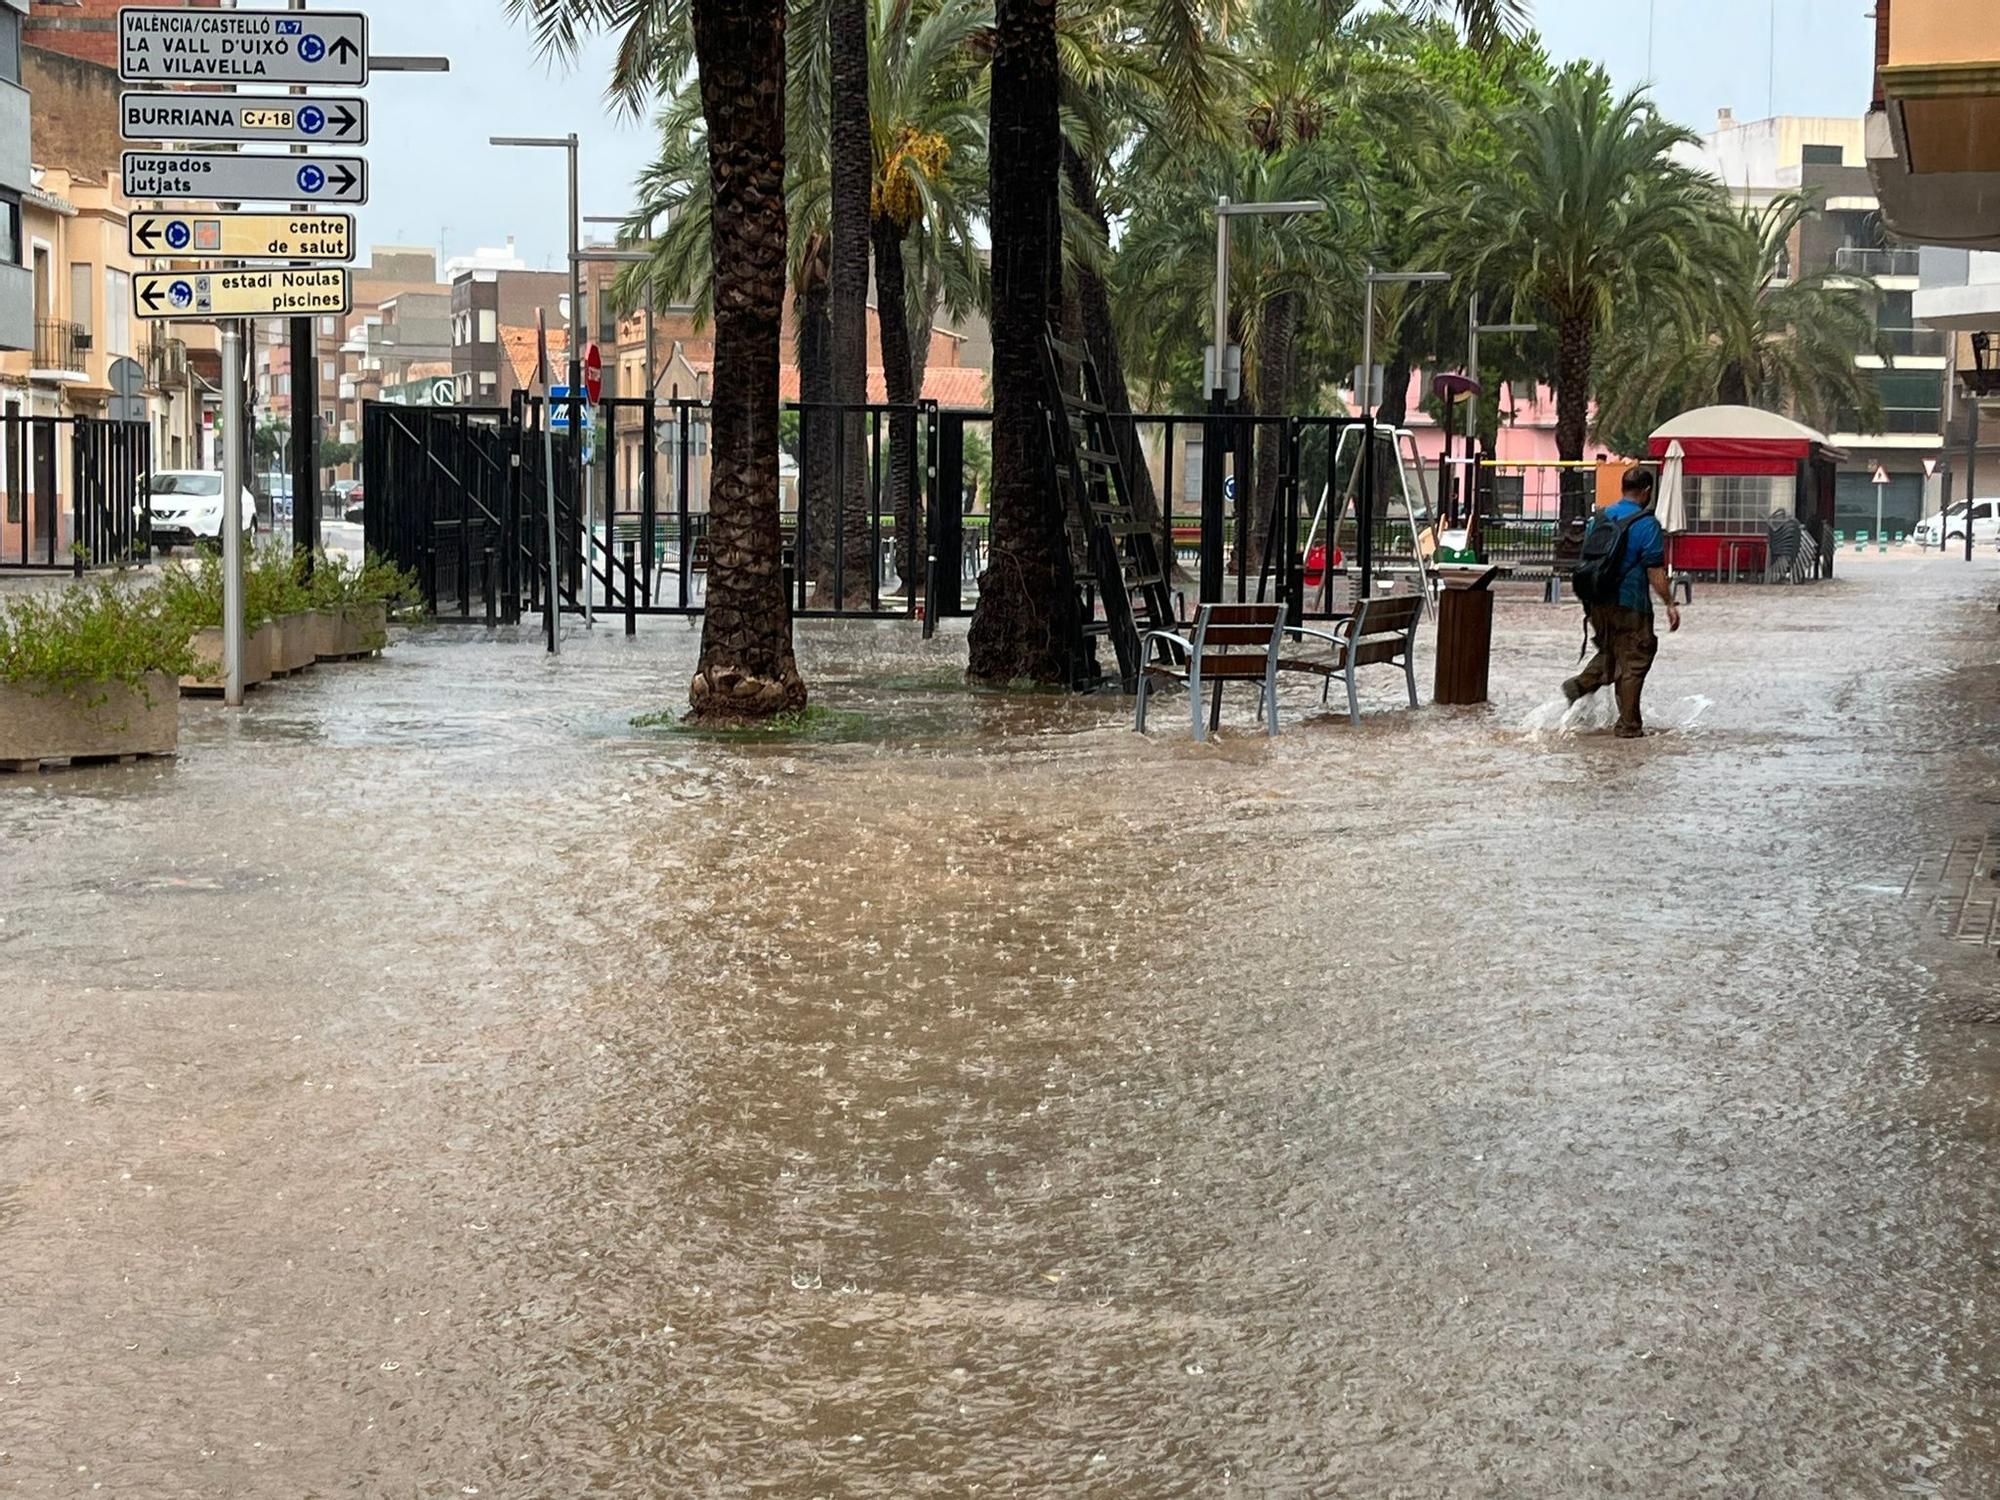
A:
[1,412,152,571]
[365,395,1445,632]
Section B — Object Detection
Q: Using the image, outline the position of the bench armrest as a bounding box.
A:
[1140,630,1195,665]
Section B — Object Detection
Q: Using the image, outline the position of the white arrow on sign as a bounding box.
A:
[123,151,367,205]
[121,92,367,146]
[118,7,368,87]
[134,268,351,321]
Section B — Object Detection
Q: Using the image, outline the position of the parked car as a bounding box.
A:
[1914,498,2000,549]
[343,483,365,526]
[146,470,257,553]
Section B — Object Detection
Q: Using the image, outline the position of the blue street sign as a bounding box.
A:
[548,387,596,434]
[299,35,327,65]
[299,106,326,136]
[164,220,191,250]
[168,280,193,309]
[297,164,326,194]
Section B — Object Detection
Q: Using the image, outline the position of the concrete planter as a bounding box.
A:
[339,601,388,657]
[306,609,343,662]
[276,613,316,675]
[0,673,179,771]
[182,624,273,693]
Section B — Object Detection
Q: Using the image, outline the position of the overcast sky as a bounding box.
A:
[345,0,1879,272]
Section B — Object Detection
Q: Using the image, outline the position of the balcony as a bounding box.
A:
[142,338,189,388]
[1873,326,1948,358]
[32,319,88,377]
[1835,246,1922,278]
[1867,0,2000,248]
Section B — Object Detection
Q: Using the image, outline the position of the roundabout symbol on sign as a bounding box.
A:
[298,35,327,64]
[299,106,326,136]
[168,280,194,309]
[164,220,192,251]
[297,164,326,194]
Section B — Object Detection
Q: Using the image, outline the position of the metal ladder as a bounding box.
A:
[1041,328,1177,691]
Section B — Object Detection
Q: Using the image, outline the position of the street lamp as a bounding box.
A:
[491,135,582,401]
[1466,293,1537,446]
[1358,267,1451,415]
[1203,197,1326,602]
[1208,197,1328,401]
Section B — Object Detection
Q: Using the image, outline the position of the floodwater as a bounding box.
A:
[3,561,1998,1497]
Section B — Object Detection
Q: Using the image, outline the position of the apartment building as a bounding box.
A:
[453,266,569,407]
[0,0,31,354]
[1689,112,1946,536]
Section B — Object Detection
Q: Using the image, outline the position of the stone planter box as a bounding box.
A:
[275,612,316,675]
[181,624,274,694]
[0,673,179,771]
[336,601,388,658]
[305,609,342,662]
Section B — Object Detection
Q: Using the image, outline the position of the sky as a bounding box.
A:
[344,0,1881,272]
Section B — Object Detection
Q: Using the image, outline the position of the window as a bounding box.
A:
[322,360,335,383]
[1686,474,1791,532]
[0,193,18,268]
[104,270,130,355]
[69,264,92,336]
[478,309,497,343]
[319,316,336,336]
[0,8,20,88]
[479,371,496,393]
[1802,143,1844,166]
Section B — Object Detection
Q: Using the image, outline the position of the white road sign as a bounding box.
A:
[1871,464,1890,485]
[121,92,368,146]
[123,150,367,205]
[135,268,351,321]
[130,211,354,263]
[119,7,368,86]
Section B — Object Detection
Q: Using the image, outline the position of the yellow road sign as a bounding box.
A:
[129,211,354,262]
[135,268,350,321]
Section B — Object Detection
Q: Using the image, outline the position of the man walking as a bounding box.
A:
[1563,467,1680,738]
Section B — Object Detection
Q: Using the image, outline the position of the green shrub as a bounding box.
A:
[0,579,194,690]
[299,550,420,616]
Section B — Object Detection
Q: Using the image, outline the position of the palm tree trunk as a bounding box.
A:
[797,232,834,581]
[1554,312,1593,522]
[1247,289,1297,577]
[688,0,806,720]
[1060,142,1165,545]
[872,216,921,598]
[826,0,874,607]
[968,0,1080,685]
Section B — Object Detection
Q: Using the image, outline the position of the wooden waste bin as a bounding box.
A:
[1433,565,1500,705]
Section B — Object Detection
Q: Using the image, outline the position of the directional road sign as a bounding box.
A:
[130,212,354,263]
[548,387,596,433]
[121,92,367,146]
[119,7,368,87]
[123,151,367,205]
[135,268,350,321]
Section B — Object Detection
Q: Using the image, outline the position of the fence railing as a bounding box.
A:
[33,320,87,372]
[1834,246,1921,278]
[0,413,151,570]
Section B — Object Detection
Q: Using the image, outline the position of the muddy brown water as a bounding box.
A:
[3,561,1998,1497]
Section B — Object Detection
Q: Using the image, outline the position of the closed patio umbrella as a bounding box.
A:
[1654,439,1688,580]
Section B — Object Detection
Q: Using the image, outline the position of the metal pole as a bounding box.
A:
[543,395,561,655]
[1967,396,1980,563]
[1210,197,1230,399]
[1467,292,1481,443]
[1360,269,1377,418]
[288,0,317,574]
[222,320,246,705]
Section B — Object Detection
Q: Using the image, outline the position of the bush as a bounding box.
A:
[0,578,194,690]
[307,550,423,617]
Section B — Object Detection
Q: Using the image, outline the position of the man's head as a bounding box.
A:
[1622,467,1656,506]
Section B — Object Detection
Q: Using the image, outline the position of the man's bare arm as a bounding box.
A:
[1648,565,1681,632]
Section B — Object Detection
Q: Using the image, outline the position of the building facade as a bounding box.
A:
[0,0,32,354]
[1690,112,1947,536]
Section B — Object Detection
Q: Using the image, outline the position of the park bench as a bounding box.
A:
[1135,602,1285,741]
[1275,592,1425,726]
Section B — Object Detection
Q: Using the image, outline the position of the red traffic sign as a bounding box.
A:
[583,343,603,405]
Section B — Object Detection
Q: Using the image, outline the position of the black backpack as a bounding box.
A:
[1571,509,1645,607]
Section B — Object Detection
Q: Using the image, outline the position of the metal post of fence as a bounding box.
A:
[484,544,496,627]
[1201,399,1225,602]
[623,538,637,637]
[932,405,961,622]
[1358,415,1376,601]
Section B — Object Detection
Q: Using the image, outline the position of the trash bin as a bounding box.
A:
[1432,564,1500,705]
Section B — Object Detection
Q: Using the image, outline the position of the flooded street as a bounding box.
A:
[4,561,1999,1497]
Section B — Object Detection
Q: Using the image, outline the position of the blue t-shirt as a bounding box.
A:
[1586,500,1666,613]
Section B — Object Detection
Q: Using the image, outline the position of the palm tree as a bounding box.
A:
[828,0,876,607]
[686,0,808,718]
[868,0,990,595]
[970,0,1531,683]
[1593,193,1884,454]
[1430,65,1728,485]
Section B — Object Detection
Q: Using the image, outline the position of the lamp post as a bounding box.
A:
[1203,197,1327,601]
[491,134,581,644]
[1357,267,1450,597]
[1465,292,1537,524]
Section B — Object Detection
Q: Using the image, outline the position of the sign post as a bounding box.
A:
[537,309,560,656]
[1871,462,1889,553]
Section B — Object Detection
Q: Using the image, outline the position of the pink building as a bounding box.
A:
[1392,371,1597,518]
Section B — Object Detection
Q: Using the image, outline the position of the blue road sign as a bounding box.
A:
[164,220,191,250]
[299,35,327,65]
[168,280,194,309]
[299,106,326,136]
[297,164,326,194]
[548,387,596,434]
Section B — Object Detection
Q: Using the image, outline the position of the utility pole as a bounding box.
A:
[289,0,319,574]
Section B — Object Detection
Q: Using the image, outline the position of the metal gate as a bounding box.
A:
[1,412,152,571]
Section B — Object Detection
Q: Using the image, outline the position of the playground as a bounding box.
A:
[3,558,1998,1495]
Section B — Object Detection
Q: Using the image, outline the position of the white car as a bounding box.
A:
[1913,498,2000,549]
[147,470,257,553]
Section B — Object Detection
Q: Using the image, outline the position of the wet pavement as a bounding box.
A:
[3,560,1999,1497]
